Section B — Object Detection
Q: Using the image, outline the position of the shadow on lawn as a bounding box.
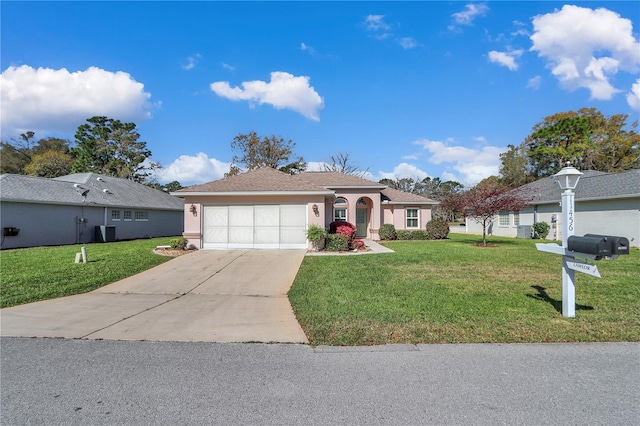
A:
[527,285,594,313]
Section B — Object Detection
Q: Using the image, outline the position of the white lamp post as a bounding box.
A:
[554,163,583,317]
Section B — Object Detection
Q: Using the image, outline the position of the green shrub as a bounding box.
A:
[397,230,412,240]
[306,224,326,243]
[411,230,428,240]
[532,222,550,239]
[324,234,349,251]
[169,237,188,250]
[425,219,450,240]
[378,224,397,240]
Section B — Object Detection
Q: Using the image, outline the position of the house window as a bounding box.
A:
[111,210,120,221]
[135,211,148,221]
[406,208,419,228]
[513,212,520,226]
[499,211,509,226]
[334,197,347,221]
[123,211,132,221]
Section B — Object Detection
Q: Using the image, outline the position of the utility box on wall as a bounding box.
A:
[517,225,533,239]
[95,226,116,242]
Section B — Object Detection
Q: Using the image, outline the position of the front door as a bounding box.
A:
[356,208,368,238]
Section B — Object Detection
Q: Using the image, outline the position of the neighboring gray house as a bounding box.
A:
[0,173,184,249]
[465,169,640,248]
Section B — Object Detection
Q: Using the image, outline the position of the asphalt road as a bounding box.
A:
[1,338,638,425]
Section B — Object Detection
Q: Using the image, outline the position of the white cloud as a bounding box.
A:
[488,50,523,71]
[155,152,231,185]
[305,161,328,171]
[450,3,489,28]
[182,53,201,70]
[365,15,390,32]
[413,138,503,186]
[1,65,153,136]
[222,63,235,71]
[399,37,418,49]
[301,42,317,56]
[628,79,640,112]
[530,5,640,101]
[210,71,324,121]
[527,75,542,90]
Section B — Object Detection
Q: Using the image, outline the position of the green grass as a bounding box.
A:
[289,234,640,346]
[1,238,177,308]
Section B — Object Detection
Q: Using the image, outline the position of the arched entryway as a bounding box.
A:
[355,197,371,238]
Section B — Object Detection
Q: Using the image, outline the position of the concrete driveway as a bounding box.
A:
[0,250,309,343]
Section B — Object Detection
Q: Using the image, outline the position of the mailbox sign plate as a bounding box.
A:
[566,260,601,278]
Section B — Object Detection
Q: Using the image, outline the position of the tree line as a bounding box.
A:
[499,107,639,187]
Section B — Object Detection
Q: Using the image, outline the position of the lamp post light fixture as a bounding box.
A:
[554,163,583,317]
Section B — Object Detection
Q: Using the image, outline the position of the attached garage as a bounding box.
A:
[202,204,308,249]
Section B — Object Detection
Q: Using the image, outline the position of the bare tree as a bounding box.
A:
[323,152,369,177]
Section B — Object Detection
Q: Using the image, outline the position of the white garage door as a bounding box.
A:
[202,205,307,249]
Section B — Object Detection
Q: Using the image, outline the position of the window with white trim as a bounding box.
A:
[406,208,419,228]
[498,211,509,226]
[111,210,120,221]
[135,211,148,221]
[334,198,347,221]
[123,211,132,221]
[513,212,520,226]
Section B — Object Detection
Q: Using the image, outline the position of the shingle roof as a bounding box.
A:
[381,187,439,204]
[176,167,332,194]
[522,169,640,204]
[298,171,386,188]
[0,173,183,210]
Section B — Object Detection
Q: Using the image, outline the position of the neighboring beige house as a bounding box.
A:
[172,167,438,249]
[0,173,184,249]
[465,169,640,248]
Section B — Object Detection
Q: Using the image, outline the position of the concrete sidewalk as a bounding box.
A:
[0,250,309,343]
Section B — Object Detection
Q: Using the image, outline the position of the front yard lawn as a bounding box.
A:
[288,234,640,346]
[0,238,176,308]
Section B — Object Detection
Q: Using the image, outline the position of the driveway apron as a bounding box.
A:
[0,250,309,343]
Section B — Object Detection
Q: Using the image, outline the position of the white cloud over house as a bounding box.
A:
[155,152,231,185]
[530,5,640,101]
[210,71,324,121]
[0,65,153,136]
[413,138,504,187]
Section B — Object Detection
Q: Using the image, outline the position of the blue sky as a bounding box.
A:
[2,1,639,187]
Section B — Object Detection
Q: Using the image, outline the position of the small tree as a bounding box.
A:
[443,181,531,246]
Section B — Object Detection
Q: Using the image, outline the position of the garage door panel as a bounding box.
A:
[255,205,280,226]
[229,206,254,227]
[203,228,228,244]
[281,205,306,227]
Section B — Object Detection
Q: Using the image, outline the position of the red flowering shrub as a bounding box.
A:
[329,221,357,249]
[353,239,367,251]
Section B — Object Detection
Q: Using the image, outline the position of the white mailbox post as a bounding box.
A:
[536,164,583,318]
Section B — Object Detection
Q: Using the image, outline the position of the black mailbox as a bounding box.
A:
[568,234,630,259]
[584,234,630,256]
[567,235,610,259]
